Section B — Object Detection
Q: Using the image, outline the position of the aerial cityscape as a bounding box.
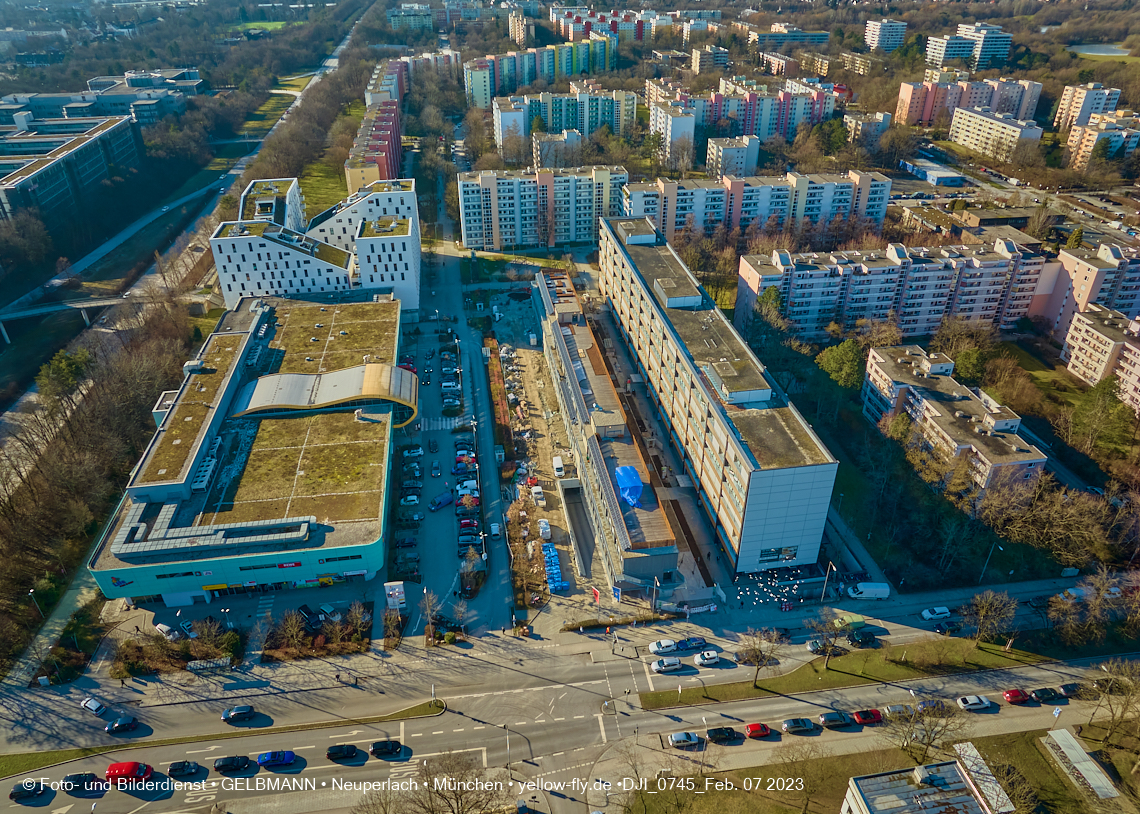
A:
[0,0,1138,813]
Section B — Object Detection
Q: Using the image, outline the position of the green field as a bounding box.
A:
[163,142,254,205]
[277,74,314,93]
[230,21,292,31]
[641,638,1048,709]
[239,94,294,138]
[298,160,348,219]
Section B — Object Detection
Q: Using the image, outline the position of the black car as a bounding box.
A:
[9,781,46,801]
[370,740,402,757]
[428,440,439,453]
[1030,687,1059,704]
[167,761,200,777]
[62,773,103,795]
[819,711,854,729]
[105,715,139,733]
[1058,683,1085,698]
[213,756,251,773]
[757,627,791,643]
[327,744,358,761]
[846,630,876,648]
[221,705,254,722]
[395,536,418,548]
[677,636,707,651]
[421,376,431,385]
[934,621,962,637]
[705,726,738,744]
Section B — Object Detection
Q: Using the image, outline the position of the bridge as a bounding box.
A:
[0,297,123,343]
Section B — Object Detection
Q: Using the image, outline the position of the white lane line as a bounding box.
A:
[514,721,527,726]
[453,728,465,732]
[400,721,405,744]
[293,746,316,750]
[597,715,608,744]
[573,715,585,719]
[473,726,485,730]
[642,657,656,692]
[554,717,565,721]
[553,752,565,757]
[411,733,423,737]
[432,731,444,735]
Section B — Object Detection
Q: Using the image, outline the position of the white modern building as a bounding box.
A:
[211,222,356,310]
[599,217,837,574]
[457,166,628,250]
[948,106,1043,161]
[705,135,761,177]
[926,22,1012,69]
[239,179,307,234]
[863,346,1046,489]
[355,218,421,309]
[865,19,906,53]
[306,179,419,254]
[1054,82,1122,131]
[735,240,1048,340]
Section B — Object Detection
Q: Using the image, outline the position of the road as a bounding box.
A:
[0,654,1112,813]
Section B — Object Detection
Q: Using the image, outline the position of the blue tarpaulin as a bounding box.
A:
[615,466,643,508]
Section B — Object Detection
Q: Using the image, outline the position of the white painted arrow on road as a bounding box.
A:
[186,745,224,753]
[330,730,362,738]
[51,805,74,814]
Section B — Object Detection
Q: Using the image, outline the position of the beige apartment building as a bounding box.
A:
[1066,110,1140,170]
[863,346,1046,489]
[599,217,837,574]
[1029,243,1140,339]
[948,106,1043,161]
[734,240,1046,340]
[1054,82,1122,131]
[1062,304,1140,413]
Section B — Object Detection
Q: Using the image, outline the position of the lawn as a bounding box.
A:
[230,21,292,31]
[972,730,1090,814]
[163,142,254,204]
[277,74,315,93]
[299,159,349,219]
[1076,52,1140,64]
[239,94,294,138]
[640,639,1048,709]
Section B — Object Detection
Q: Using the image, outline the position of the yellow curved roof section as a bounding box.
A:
[232,363,419,427]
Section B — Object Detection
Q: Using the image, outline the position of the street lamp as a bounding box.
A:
[819,561,836,603]
[503,724,511,776]
[221,607,232,628]
[978,543,1003,584]
[28,589,42,619]
[836,493,844,513]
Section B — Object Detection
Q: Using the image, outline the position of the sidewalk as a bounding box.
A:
[2,567,100,688]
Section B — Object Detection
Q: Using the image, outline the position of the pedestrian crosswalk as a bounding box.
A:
[422,415,472,431]
[255,594,275,622]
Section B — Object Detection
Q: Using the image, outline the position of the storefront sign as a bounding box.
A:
[202,584,227,591]
[343,570,368,577]
[278,562,301,568]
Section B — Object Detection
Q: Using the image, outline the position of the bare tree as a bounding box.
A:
[738,627,786,687]
[1091,658,1140,742]
[351,785,402,814]
[774,741,831,813]
[404,751,511,814]
[452,598,468,639]
[882,704,968,762]
[345,600,366,636]
[962,590,1018,648]
[804,609,843,668]
[991,762,1039,814]
[421,590,441,646]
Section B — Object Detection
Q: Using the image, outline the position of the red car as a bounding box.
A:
[1003,689,1030,705]
[853,709,882,725]
[744,723,771,739]
[459,519,479,530]
[398,364,417,374]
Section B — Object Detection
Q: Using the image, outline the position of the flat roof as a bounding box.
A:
[606,218,832,471]
[93,295,405,572]
[848,762,989,814]
[215,221,352,269]
[359,218,411,238]
[871,345,1045,465]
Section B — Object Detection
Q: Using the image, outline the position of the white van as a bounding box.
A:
[847,582,891,600]
[552,456,564,478]
[531,485,546,507]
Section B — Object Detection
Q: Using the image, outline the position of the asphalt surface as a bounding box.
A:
[0,655,1110,813]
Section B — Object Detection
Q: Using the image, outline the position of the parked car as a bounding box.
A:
[782,718,815,734]
[846,629,876,648]
[1003,689,1030,705]
[395,536,417,548]
[319,603,342,622]
[1058,683,1084,698]
[934,621,962,637]
[9,782,46,801]
[105,716,139,733]
[402,480,423,490]
[668,732,699,749]
[919,699,953,715]
[459,519,479,530]
[327,744,358,761]
[705,727,738,744]
[651,657,683,674]
[956,695,991,711]
[883,704,914,720]
[677,636,707,651]
[179,620,198,639]
[402,446,424,459]
[649,639,677,655]
[1030,688,1059,703]
[154,622,181,641]
[258,751,296,767]
[744,723,771,738]
[819,711,853,729]
[853,709,882,725]
[167,761,199,777]
[921,607,951,621]
[694,650,720,667]
[431,461,441,478]
[213,756,250,773]
[399,495,420,506]
[61,773,103,795]
[221,705,254,722]
[81,697,107,716]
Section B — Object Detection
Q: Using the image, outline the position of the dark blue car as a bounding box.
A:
[257,751,296,767]
[677,637,707,651]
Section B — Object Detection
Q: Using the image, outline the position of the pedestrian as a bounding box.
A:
[353,675,357,686]
[134,625,140,634]
[120,678,125,688]
[336,673,341,683]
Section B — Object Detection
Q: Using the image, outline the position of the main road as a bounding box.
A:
[0,654,1111,814]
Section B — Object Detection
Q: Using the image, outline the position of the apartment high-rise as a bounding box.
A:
[734,240,1047,339]
[239,179,306,234]
[344,101,402,188]
[844,112,891,148]
[863,346,1046,489]
[948,107,1043,161]
[926,22,1011,69]
[691,44,729,74]
[533,129,585,168]
[598,217,837,574]
[649,103,696,164]
[457,166,628,251]
[354,217,421,310]
[1032,243,1140,338]
[1054,82,1122,131]
[895,77,1040,127]
[492,83,638,150]
[306,179,419,255]
[865,19,906,53]
[463,40,617,108]
[705,135,762,177]
[1066,110,1140,170]
[623,170,889,242]
[1063,304,1140,414]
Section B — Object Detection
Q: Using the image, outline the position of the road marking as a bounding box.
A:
[453,728,465,732]
[514,721,527,726]
[331,730,362,738]
[293,746,315,750]
[411,733,422,737]
[642,657,656,692]
[472,725,485,730]
[554,717,565,721]
[597,715,608,744]
[553,752,564,757]
[186,746,223,753]
[432,731,444,735]
[573,715,585,719]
